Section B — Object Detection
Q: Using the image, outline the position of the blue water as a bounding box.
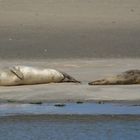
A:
[0,103,140,116]
[0,118,140,140]
[0,103,140,140]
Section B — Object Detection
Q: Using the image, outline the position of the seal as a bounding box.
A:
[88,69,140,85]
[0,65,80,86]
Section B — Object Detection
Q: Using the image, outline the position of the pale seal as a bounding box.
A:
[88,70,140,85]
[0,65,80,86]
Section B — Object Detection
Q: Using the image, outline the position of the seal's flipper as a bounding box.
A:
[10,67,24,80]
[61,71,81,83]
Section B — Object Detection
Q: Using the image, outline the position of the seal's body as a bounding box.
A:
[0,65,80,86]
[88,70,140,85]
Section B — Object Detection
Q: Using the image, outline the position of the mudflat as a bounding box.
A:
[0,1,140,103]
[0,0,140,59]
[0,59,140,103]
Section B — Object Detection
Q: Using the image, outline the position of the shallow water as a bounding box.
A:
[0,117,140,140]
[0,103,140,140]
[0,103,140,116]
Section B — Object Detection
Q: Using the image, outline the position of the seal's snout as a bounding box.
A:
[88,79,107,85]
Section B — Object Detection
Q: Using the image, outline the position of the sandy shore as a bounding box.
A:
[0,1,140,104]
[0,59,140,103]
[0,0,140,59]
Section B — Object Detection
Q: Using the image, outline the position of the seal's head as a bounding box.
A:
[88,79,108,85]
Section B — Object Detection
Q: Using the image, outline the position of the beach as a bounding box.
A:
[0,1,140,139]
[0,0,140,59]
[0,0,139,107]
[0,58,140,104]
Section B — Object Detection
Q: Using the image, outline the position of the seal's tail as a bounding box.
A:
[61,71,81,83]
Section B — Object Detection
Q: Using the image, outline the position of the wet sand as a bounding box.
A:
[0,1,140,103]
[0,1,140,139]
[0,0,140,59]
[0,59,140,103]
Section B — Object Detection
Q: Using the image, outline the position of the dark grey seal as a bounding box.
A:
[88,70,140,85]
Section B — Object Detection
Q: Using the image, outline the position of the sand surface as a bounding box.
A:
[0,59,140,103]
[0,0,140,59]
[0,1,140,103]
